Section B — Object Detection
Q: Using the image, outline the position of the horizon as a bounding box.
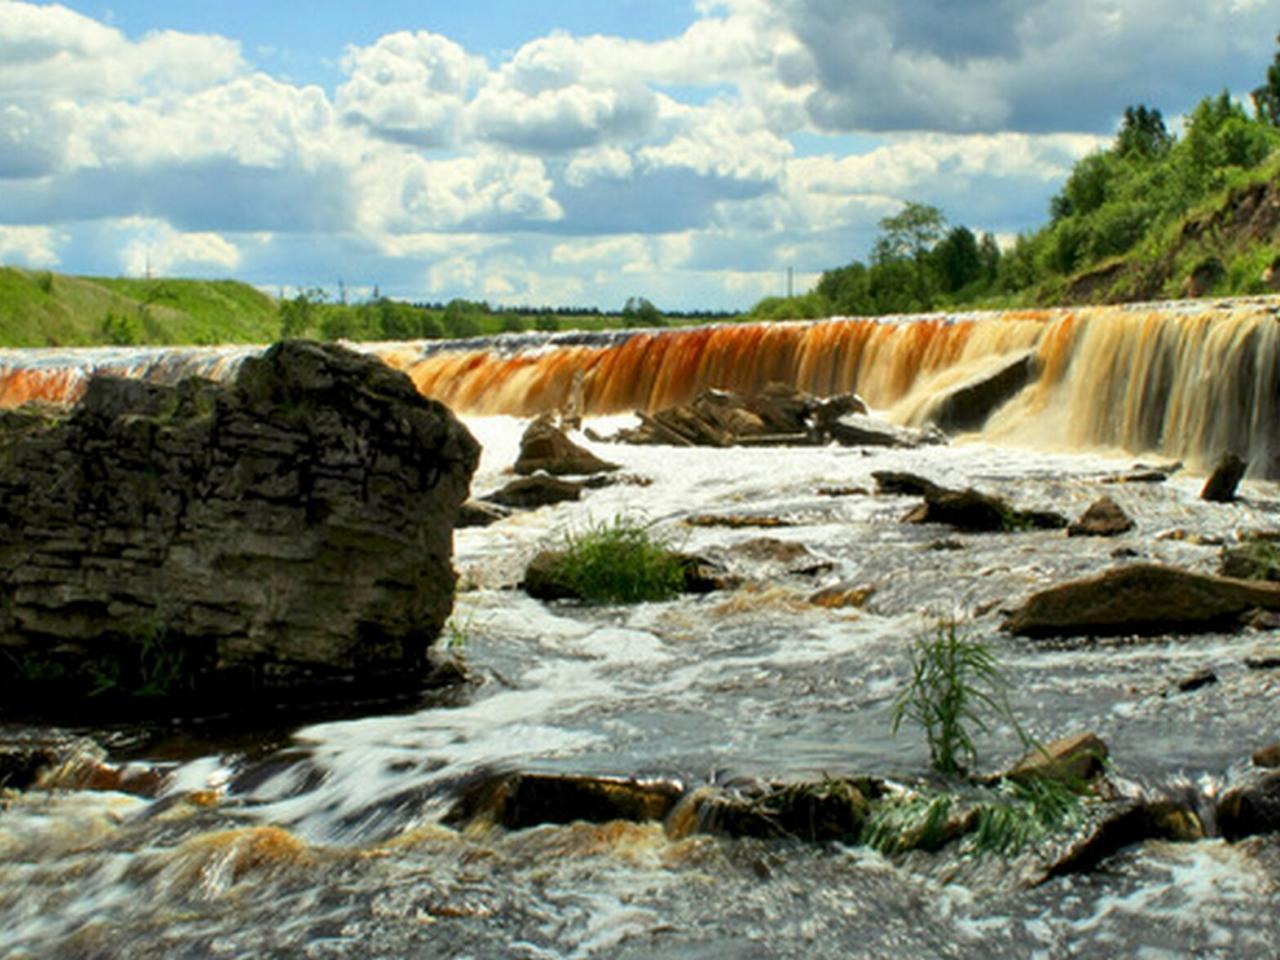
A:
[1,0,1277,311]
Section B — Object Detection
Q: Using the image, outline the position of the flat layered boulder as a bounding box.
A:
[1002,564,1280,637]
[0,340,480,713]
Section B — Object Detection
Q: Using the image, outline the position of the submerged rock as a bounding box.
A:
[827,413,946,449]
[666,778,874,843]
[482,474,583,509]
[1067,496,1134,537]
[0,340,480,712]
[924,350,1037,434]
[1002,564,1280,637]
[513,414,619,477]
[444,771,684,832]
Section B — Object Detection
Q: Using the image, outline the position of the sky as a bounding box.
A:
[1,1,1278,311]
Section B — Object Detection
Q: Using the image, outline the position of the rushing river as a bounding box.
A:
[3,415,1280,958]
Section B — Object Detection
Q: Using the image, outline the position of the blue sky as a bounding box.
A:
[2,0,1279,311]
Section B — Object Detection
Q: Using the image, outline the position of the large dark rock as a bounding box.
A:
[0,340,480,711]
[905,487,1067,533]
[1201,452,1248,502]
[514,414,619,477]
[1217,770,1280,841]
[925,350,1037,434]
[1002,564,1280,638]
[665,778,874,843]
[482,474,583,509]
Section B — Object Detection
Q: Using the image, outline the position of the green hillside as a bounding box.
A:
[0,269,280,347]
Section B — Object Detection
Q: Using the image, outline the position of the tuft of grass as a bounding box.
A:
[558,515,685,604]
[861,776,1083,858]
[861,792,955,855]
[1220,538,1280,582]
[891,617,1020,776]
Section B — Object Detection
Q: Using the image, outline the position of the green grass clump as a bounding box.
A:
[861,776,1083,858]
[1220,538,1280,581]
[558,516,685,604]
[891,617,1019,776]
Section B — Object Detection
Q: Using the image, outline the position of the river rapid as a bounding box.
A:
[3,414,1279,959]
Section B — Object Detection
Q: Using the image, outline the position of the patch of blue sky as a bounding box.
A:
[651,83,738,107]
[788,131,887,159]
[75,1,699,87]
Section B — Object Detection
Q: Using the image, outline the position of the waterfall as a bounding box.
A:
[2,297,1278,474]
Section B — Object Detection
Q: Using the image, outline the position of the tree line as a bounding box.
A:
[750,35,1280,319]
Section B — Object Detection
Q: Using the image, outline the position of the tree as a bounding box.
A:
[1253,32,1280,126]
[932,225,983,294]
[1115,104,1173,159]
[875,202,947,264]
[279,288,326,339]
[622,296,664,327]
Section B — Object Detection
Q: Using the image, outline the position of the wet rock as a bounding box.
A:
[1201,452,1248,502]
[1252,744,1280,768]
[520,550,580,601]
[815,485,869,497]
[677,554,741,594]
[1217,770,1280,841]
[685,514,797,529]
[1040,797,1205,880]
[0,739,71,791]
[729,537,833,576]
[1068,496,1134,537]
[1246,654,1280,670]
[666,778,873,843]
[483,474,583,509]
[513,414,620,477]
[926,350,1037,434]
[1004,732,1110,788]
[809,582,876,609]
[609,383,859,447]
[873,471,945,499]
[444,772,684,832]
[905,487,1067,534]
[456,499,512,528]
[1170,668,1218,694]
[0,340,480,711]
[0,736,167,797]
[1002,564,1280,638]
[828,413,946,449]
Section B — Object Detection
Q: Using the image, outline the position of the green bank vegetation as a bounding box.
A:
[752,37,1280,319]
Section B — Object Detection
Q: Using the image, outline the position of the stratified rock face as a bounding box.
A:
[0,340,480,708]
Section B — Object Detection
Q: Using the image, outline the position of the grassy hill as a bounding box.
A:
[0,269,280,347]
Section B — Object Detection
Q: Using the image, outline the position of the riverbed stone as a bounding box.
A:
[513,414,620,477]
[482,474,583,509]
[1068,496,1134,537]
[0,340,480,711]
[1217,770,1280,841]
[1004,732,1110,787]
[1002,564,1280,637]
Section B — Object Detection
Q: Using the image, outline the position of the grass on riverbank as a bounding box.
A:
[0,267,280,347]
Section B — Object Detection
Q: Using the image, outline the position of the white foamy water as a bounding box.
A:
[3,417,1279,958]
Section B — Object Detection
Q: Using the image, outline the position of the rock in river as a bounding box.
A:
[0,340,480,712]
[1002,564,1280,638]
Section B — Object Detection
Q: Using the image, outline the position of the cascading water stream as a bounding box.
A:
[3,296,1279,473]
